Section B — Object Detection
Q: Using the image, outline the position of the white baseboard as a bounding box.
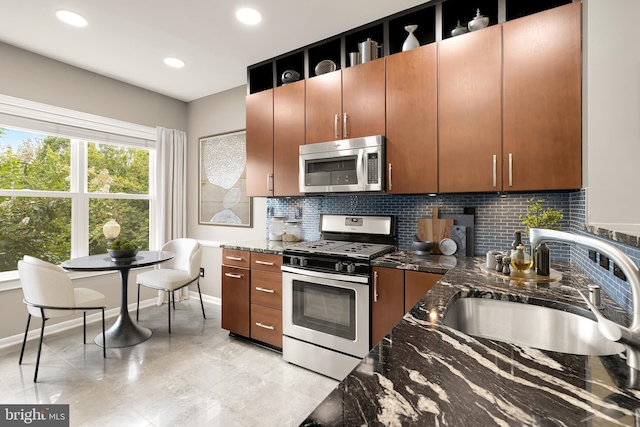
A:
[0,291,221,351]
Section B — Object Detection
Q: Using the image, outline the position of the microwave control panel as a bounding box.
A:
[367,153,379,184]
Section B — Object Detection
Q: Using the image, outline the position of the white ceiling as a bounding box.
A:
[0,0,430,102]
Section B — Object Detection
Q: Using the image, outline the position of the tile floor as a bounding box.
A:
[0,299,338,426]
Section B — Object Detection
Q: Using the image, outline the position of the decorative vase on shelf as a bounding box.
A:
[451,20,468,37]
[402,25,420,51]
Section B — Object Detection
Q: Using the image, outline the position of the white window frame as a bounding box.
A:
[0,94,157,285]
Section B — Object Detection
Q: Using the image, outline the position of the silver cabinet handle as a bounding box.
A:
[343,112,348,138]
[334,114,339,139]
[255,322,275,330]
[373,271,379,303]
[225,256,243,261]
[224,273,243,279]
[266,173,273,193]
[255,260,274,266]
[388,163,392,191]
[255,286,275,293]
[492,155,497,187]
[508,153,513,187]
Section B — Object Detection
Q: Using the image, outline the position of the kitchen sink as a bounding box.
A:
[442,297,626,356]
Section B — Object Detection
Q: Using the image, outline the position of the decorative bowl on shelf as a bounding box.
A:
[413,240,434,255]
[107,248,139,261]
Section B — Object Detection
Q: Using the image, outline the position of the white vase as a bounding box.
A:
[402,25,420,52]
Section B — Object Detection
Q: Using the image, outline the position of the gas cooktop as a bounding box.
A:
[286,239,395,260]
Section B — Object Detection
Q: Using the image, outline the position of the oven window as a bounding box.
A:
[292,280,356,341]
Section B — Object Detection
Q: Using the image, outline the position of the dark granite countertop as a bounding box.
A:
[220,239,300,255]
[302,251,640,426]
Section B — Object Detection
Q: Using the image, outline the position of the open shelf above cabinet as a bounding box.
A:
[247,0,575,94]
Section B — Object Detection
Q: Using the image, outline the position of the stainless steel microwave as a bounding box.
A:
[299,135,385,194]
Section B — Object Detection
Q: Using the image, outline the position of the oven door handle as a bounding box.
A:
[281,265,369,284]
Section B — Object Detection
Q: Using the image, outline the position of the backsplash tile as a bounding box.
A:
[267,192,573,260]
[267,188,640,313]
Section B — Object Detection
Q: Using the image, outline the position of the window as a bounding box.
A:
[0,128,153,272]
[0,95,157,277]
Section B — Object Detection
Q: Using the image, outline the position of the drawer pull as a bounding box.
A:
[255,322,275,330]
[225,256,243,261]
[255,260,274,266]
[255,287,275,293]
[224,273,243,279]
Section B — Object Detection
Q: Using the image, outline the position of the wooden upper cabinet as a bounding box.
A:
[503,3,582,191]
[342,59,386,139]
[305,71,343,144]
[273,81,305,196]
[246,90,274,196]
[386,44,437,194]
[306,60,385,145]
[438,26,503,193]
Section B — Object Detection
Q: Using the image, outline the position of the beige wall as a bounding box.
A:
[584,0,640,225]
[0,42,190,340]
[0,41,187,130]
[186,86,268,299]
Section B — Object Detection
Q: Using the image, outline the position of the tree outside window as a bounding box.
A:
[0,128,151,272]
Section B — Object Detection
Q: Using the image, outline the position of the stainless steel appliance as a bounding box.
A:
[282,214,396,380]
[299,135,385,194]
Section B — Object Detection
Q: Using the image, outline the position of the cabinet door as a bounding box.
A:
[305,71,342,144]
[438,26,503,193]
[274,81,305,196]
[246,89,274,196]
[386,45,437,194]
[503,3,581,191]
[371,267,405,348]
[343,59,386,139]
[404,271,442,313]
[221,265,250,337]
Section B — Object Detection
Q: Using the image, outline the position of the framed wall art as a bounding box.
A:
[199,129,252,227]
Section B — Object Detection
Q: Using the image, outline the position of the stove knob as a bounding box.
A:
[335,262,343,272]
[300,258,308,267]
[290,257,298,266]
[346,263,356,273]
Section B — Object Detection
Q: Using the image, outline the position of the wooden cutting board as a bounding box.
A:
[418,208,454,254]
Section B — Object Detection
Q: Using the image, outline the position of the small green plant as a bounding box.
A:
[519,198,564,237]
[109,239,137,250]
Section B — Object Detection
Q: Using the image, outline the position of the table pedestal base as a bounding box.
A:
[95,313,152,348]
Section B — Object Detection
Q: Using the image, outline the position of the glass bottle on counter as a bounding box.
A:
[283,221,302,243]
[536,243,550,276]
[269,216,285,241]
[511,244,533,273]
[512,230,523,251]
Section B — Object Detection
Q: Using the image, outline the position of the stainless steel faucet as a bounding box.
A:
[529,228,640,370]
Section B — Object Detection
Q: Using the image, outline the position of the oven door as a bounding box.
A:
[282,269,370,358]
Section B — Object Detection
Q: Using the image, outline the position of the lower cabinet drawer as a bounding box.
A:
[251,304,282,348]
[251,270,282,310]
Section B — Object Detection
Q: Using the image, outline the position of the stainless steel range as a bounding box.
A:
[282,214,396,380]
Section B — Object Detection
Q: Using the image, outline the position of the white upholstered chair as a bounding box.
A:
[136,238,205,333]
[18,255,106,382]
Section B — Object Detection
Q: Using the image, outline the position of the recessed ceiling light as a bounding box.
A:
[164,57,185,68]
[56,10,88,27]
[236,8,261,25]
